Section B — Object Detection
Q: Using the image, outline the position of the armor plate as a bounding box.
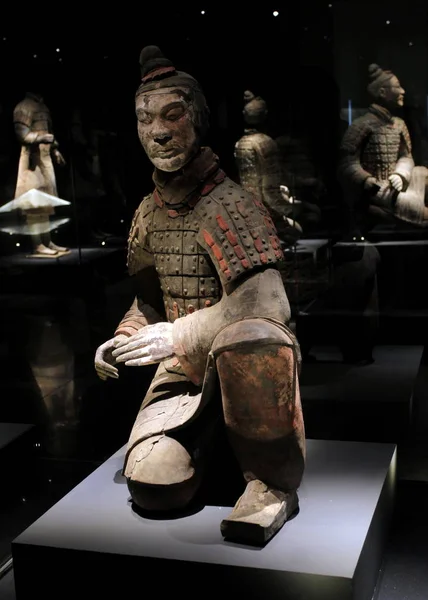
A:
[361,119,407,181]
[126,175,284,323]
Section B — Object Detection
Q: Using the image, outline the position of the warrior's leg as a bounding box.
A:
[123,358,217,512]
[212,318,305,545]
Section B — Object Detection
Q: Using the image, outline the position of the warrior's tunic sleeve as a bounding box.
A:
[394,119,414,185]
[115,195,164,338]
[338,118,374,189]
[13,101,39,145]
[171,179,291,385]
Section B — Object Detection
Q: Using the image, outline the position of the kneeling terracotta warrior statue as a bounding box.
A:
[95,46,305,545]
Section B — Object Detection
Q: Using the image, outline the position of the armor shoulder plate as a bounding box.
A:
[194,178,284,287]
[127,193,156,276]
[13,99,35,128]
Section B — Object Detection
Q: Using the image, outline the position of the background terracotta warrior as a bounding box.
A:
[95,46,305,545]
[13,91,69,257]
[338,64,428,230]
[234,90,320,244]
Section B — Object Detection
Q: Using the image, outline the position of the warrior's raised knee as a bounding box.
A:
[212,318,300,361]
[124,435,201,511]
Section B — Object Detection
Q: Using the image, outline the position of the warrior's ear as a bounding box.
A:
[378,86,387,99]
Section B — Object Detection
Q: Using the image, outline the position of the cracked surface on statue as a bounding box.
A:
[94,46,305,545]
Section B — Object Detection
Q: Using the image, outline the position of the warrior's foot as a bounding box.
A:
[48,241,70,254]
[220,479,298,545]
[30,244,58,258]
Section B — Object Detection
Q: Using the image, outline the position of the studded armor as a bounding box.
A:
[339,103,413,190]
[118,168,284,333]
[148,202,222,322]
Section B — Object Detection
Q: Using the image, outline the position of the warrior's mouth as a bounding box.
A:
[155,148,178,158]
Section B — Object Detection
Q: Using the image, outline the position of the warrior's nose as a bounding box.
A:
[154,133,172,146]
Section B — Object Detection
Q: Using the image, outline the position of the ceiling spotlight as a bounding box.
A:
[273,11,279,16]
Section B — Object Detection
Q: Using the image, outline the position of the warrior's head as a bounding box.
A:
[135,45,210,172]
[242,90,268,127]
[367,63,405,109]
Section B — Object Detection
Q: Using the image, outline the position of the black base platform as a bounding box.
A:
[12,439,396,600]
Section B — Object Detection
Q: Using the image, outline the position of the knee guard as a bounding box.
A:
[212,318,305,492]
[125,434,201,511]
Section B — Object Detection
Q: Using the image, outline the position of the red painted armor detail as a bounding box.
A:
[224,269,232,280]
[274,249,284,260]
[213,170,226,184]
[219,259,228,271]
[168,209,179,218]
[241,259,250,269]
[260,253,268,264]
[269,235,279,250]
[203,230,215,247]
[254,238,264,253]
[264,216,275,233]
[201,182,217,196]
[234,245,246,260]
[226,230,238,245]
[212,244,223,261]
[250,230,259,240]
[216,215,229,232]
[236,201,248,218]
[201,170,225,196]
[253,197,265,211]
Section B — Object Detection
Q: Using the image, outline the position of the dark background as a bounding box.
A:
[1,4,428,596]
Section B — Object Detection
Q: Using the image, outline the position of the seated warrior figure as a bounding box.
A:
[235,90,320,244]
[339,64,428,230]
[95,46,305,545]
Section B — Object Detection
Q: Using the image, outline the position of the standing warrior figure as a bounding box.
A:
[339,64,428,229]
[12,91,69,257]
[95,46,305,545]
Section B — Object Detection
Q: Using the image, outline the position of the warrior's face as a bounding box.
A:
[136,87,199,172]
[380,75,405,108]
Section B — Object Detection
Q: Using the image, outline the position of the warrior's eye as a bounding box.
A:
[137,112,152,124]
[165,106,185,121]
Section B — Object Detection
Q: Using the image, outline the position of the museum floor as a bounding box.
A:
[1,340,428,599]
